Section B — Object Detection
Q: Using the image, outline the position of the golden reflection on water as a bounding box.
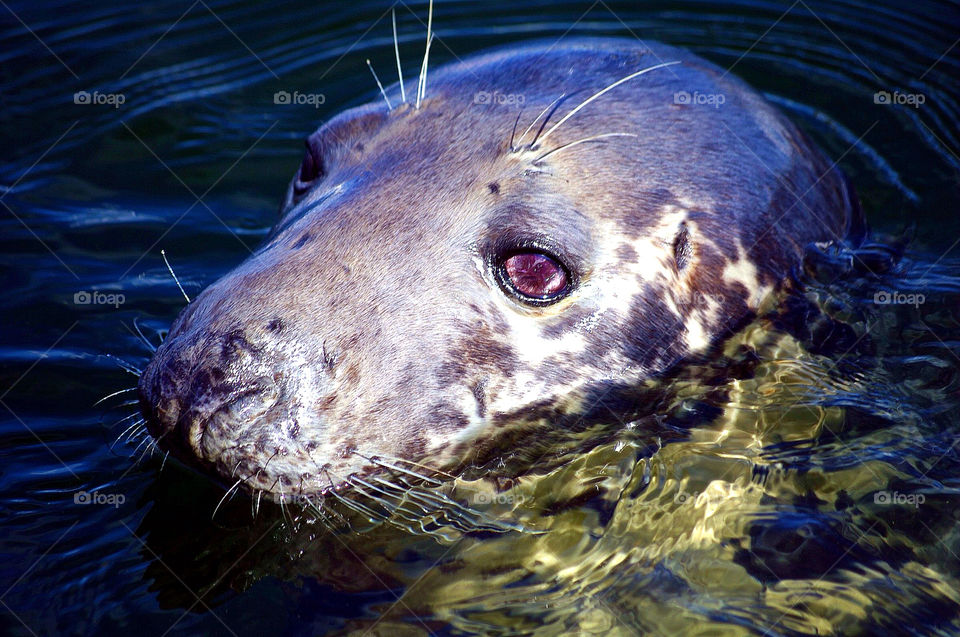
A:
[312,301,960,635]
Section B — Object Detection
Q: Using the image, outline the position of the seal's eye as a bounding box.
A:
[499,252,570,304]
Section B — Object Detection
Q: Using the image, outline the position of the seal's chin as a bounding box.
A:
[140,403,371,499]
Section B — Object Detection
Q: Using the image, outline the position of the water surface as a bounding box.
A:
[1,1,959,635]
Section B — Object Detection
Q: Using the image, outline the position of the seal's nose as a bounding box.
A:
[138,324,286,463]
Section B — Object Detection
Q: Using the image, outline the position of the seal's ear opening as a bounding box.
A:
[279,105,390,217]
[295,135,326,198]
[279,131,328,216]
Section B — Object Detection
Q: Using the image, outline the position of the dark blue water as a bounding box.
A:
[2,1,959,635]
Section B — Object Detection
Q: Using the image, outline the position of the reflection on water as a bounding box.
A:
[1,0,959,635]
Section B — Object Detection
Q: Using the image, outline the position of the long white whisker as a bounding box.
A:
[533,132,637,164]
[415,0,434,109]
[329,486,381,520]
[132,317,157,353]
[138,438,160,464]
[352,451,447,484]
[161,249,191,304]
[392,9,405,104]
[517,93,566,149]
[111,410,142,429]
[536,61,681,148]
[132,434,153,464]
[366,59,393,110]
[94,386,137,407]
[416,34,434,108]
[353,449,456,479]
[105,354,142,377]
[213,479,243,520]
[112,417,145,450]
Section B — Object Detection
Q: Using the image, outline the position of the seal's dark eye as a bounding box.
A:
[499,252,570,303]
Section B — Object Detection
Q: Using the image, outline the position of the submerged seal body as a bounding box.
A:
[138,38,859,498]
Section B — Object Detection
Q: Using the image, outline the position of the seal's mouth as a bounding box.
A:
[136,332,353,497]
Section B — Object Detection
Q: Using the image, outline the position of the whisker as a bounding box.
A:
[363,456,443,486]
[277,479,294,526]
[536,61,681,148]
[132,434,154,464]
[354,449,456,481]
[161,249,191,304]
[348,475,432,523]
[126,428,148,447]
[416,34,434,108]
[111,417,145,450]
[400,483,483,520]
[415,0,434,109]
[361,483,444,534]
[105,354,143,377]
[138,437,159,465]
[132,317,158,353]
[347,477,410,515]
[160,451,170,473]
[94,386,137,407]
[111,409,142,430]
[533,132,638,164]
[392,9,405,104]
[213,479,243,520]
[329,486,384,522]
[311,506,341,533]
[508,109,523,152]
[366,59,393,110]
[517,92,566,149]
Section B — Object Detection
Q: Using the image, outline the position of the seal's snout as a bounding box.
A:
[139,316,310,485]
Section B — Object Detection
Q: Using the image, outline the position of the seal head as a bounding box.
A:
[139,38,858,497]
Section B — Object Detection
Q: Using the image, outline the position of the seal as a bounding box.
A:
[138,37,861,500]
